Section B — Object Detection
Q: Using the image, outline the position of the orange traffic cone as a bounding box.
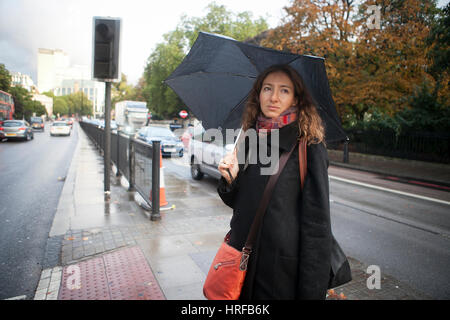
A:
[150,148,168,207]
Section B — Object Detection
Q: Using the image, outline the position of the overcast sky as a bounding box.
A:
[0,0,290,86]
[1,0,448,87]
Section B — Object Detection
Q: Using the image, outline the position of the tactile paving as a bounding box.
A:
[58,257,110,300]
[58,246,165,300]
[103,246,165,300]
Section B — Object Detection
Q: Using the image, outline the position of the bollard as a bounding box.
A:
[116,132,121,177]
[343,137,350,163]
[151,140,161,221]
[128,138,136,192]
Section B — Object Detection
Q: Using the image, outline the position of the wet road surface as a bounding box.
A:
[0,123,78,299]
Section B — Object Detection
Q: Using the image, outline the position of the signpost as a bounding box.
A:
[92,16,121,200]
[179,110,188,119]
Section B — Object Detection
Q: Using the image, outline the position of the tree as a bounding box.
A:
[143,28,186,118]
[142,2,269,119]
[262,0,443,126]
[425,2,450,102]
[9,86,46,119]
[262,0,363,121]
[0,63,11,92]
[53,96,69,117]
[112,73,137,107]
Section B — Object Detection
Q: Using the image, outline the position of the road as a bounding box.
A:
[0,122,78,299]
[0,127,448,300]
[165,154,450,299]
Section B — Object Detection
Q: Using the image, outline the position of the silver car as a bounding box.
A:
[0,120,34,141]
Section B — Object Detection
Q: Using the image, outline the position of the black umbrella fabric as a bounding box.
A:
[165,32,347,143]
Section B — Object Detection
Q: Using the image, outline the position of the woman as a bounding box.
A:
[217,64,332,300]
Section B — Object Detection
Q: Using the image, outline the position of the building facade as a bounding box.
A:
[54,79,104,117]
[37,48,105,117]
[11,71,36,92]
[32,94,53,117]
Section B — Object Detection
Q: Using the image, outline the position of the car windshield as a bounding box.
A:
[53,122,68,126]
[147,127,175,138]
[31,117,43,123]
[4,121,23,127]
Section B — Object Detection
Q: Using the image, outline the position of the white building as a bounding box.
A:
[37,48,105,116]
[11,71,36,92]
[54,79,105,117]
[32,94,53,117]
[37,48,70,94]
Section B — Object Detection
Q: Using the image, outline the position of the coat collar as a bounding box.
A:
[260,122,300,152]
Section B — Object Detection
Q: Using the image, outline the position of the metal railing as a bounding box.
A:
[79,121,161,220]
[328,129,450,164]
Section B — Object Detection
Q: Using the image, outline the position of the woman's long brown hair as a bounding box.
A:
[241,64,325,145]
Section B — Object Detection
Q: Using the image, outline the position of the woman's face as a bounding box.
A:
[259,71,298,119]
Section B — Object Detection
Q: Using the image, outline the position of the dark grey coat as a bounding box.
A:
[217,122,332,300]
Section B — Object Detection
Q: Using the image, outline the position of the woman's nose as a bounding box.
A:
[270,90,279,102]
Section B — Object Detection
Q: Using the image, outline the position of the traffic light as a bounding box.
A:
[92,17,121,80]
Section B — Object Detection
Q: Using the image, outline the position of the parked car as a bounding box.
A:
[30,116,45,131]
[188,124,234,180]
[0,120,34,141]
[98,120,118,132]
[50,121,71,136]
[135,126,184,157]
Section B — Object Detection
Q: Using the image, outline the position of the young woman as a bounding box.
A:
[217,64,332,299]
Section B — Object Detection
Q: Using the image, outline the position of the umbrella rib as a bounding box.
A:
[166,71,257,81]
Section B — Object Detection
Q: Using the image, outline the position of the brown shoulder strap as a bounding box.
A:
[243,141,297,253]
[299,137,307,190]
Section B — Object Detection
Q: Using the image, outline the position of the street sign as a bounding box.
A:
[179,110,188,119]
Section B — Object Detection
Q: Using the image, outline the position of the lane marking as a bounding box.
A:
[330,199,444,236]
[329,175,450,206]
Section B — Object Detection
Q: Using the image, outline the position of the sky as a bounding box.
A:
[1,0,448,87]
[0,0,290,86]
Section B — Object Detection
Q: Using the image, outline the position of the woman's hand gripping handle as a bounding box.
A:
[218,148,239,185]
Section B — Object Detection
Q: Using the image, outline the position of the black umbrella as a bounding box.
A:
[165,32,347,143]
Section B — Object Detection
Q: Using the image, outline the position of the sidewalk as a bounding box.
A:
[33,124,432,300]
[328,149,450,188]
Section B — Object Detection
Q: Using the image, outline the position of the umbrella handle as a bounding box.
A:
[226,168,234,183]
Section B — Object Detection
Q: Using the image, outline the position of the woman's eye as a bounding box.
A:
[263,86,271,91]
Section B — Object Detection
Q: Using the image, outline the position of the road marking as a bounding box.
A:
[4,295,27,300]
[329,175,450,206]
[331,199,444,236]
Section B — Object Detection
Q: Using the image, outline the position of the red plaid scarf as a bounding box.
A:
[256,107,298,136]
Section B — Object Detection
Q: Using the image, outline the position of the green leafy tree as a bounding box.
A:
[9,86,47,119]
[112,73,138,107]
[53,96,69,117]
[30,100,47,117]
[425,3,450,102]
[142,2,269,119]
[9,86,31,119]
[0,63,11,92]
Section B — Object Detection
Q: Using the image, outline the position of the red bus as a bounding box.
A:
[0,90,15,124]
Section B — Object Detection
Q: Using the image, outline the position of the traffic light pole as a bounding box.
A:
[104,81,111,199]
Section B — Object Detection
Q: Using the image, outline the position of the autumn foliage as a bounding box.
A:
[261,0,448,129]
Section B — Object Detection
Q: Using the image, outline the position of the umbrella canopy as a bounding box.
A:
[165,32,347,143]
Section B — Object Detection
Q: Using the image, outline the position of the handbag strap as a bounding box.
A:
[239,137,307,271]
[241,140,296,249]
[299,137,307,189]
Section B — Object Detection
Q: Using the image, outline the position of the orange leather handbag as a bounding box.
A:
[203,140,299,300]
